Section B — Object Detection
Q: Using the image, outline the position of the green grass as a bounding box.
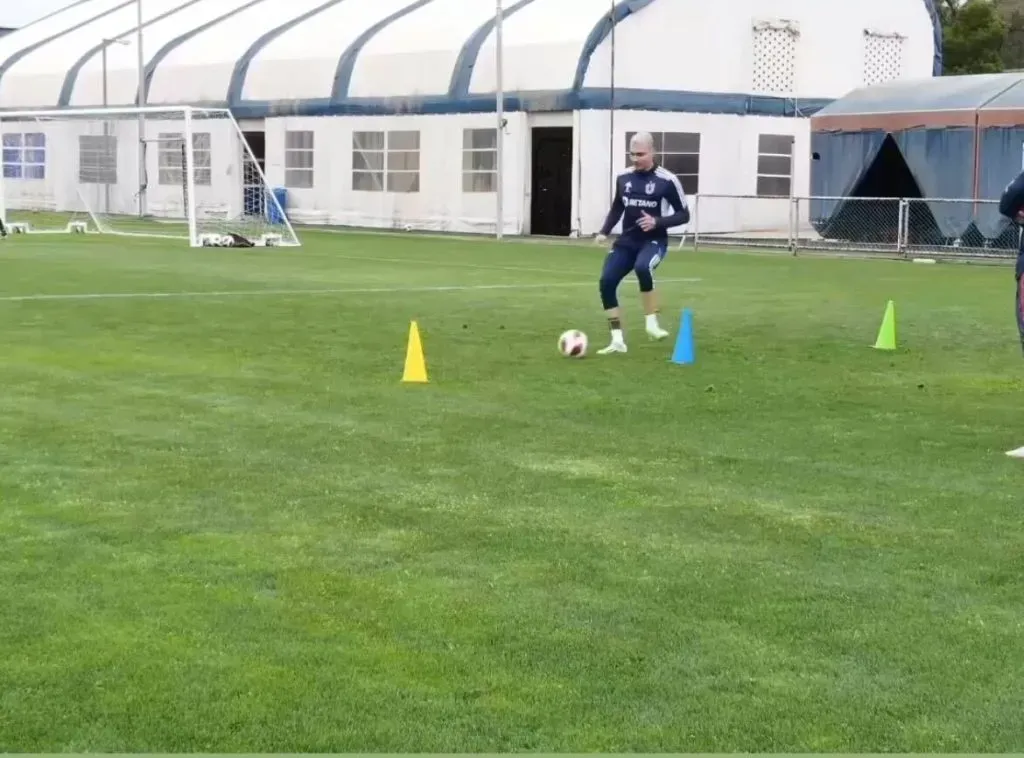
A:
[2,230,1024,751]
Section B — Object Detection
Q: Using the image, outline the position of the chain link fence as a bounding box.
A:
[794,196,903,256]
[686,194,1021,264]
[689,194,793,251]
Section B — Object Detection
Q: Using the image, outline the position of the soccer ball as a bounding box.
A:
[558,329,588,358]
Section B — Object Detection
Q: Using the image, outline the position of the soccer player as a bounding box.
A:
[998,172,1024,457]
[593,131,690,355]
[999,169,1024,357]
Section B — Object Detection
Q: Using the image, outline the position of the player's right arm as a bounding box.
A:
[595,175,625,243]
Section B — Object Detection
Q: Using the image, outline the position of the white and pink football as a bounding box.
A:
[558,329,588,358]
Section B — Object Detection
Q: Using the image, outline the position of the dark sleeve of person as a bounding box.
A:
[600,175,625,236]
[656,173,690,228]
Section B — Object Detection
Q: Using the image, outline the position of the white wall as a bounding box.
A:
[347,0,499,99]
[582,0,934,98]
[576,110,810,237]
[241,108,810,238]
[0,0,196,109]
[0,0,936,108]
[148,0,333,104]
[0,113,242,226]
[0,106,812,239]
[263,112,527,236]
[71,0,257,108]
[469,0,619,96]
[241,0,411,102]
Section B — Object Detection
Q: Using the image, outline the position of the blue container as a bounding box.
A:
[268,187,288,224]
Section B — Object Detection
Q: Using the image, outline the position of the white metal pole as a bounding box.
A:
[495,0,504,241]
[608,0,615,192]
[183,107,198,246]
[136,0,147,218]
[0,115,7,229]
[103,43,110,215]
[102,46,108,108]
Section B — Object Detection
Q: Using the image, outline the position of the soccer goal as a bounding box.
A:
[0,105,300,247]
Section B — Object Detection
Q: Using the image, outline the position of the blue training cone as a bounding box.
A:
[670,308,695,365]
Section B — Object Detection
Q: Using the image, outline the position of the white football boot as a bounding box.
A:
[646,324,670,341]
[597,340,628,355]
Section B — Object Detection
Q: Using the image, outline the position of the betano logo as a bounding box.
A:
[623,197,660,209]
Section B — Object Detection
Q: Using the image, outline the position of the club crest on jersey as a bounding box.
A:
[645,182,656,195]
[624,181,632,193]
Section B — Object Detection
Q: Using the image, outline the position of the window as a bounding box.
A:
[462,128,496,193]
[284,130,314,189]
[78,135,117,184]
[625,131,699,195]
[352,131,420,193]
[385,131,419,193]
[756,134,794,197]
[752,20,799,95]
[352,131,383,191]
[2,132,46,179]
[157,132,211,186]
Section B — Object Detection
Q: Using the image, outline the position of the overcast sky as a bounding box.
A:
[0,0,73,28]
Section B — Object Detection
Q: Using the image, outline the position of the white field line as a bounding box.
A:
[325,253,597,275]
[0,277,702,303]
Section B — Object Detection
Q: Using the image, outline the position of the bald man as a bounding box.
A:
[594,131,690,355]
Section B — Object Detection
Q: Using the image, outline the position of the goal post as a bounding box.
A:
[0,105,300,247]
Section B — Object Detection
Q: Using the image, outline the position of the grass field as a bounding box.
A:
[2,229,1024,752]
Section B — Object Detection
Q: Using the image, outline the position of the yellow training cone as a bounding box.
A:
[402,320,428,383]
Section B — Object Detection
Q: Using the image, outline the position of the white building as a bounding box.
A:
[0,0,941,237]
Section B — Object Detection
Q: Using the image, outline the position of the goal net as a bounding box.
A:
[0,105,300,247]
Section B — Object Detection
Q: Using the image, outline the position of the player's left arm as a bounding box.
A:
[656,174,691,228]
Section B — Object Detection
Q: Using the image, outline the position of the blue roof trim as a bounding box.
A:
[572,0,657,92]
[138,0,270,105]
[924,0,943,76]
[58,0,205,107]
[0,0,138,91]
[331,0,438,102]
[225,88,833,119]
[448,0,537,97]
[226,0,349,107]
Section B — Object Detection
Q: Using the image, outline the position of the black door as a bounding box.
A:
[242,130,267,216]
[530,126,573,236]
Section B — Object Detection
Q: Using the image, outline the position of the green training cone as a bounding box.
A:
[873,300,896,351]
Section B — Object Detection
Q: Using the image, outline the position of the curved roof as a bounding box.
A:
[812,73,1024,132]
[0,0,941,117]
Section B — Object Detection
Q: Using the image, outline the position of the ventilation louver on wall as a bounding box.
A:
[863,30,906,86]
[751,19,800,96]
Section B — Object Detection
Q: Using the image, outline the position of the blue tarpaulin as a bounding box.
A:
[896,128,976,237]
[974,127,1024,238]
[809,73,1024,245]
[809,131,886,231]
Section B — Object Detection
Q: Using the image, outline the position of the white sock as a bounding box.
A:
[610,328,625,344]
[645,313,660,330]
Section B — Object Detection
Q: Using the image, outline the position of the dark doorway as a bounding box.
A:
[852,134,921,200]
[815,134,925,245]
[242,130,266,217]
[530,127,573,236]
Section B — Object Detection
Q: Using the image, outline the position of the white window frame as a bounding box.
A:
[756,134,794,197]
[157,131,211,186]
[462,128,497,193]
[2,131,45,180]
[284,130,314,189]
